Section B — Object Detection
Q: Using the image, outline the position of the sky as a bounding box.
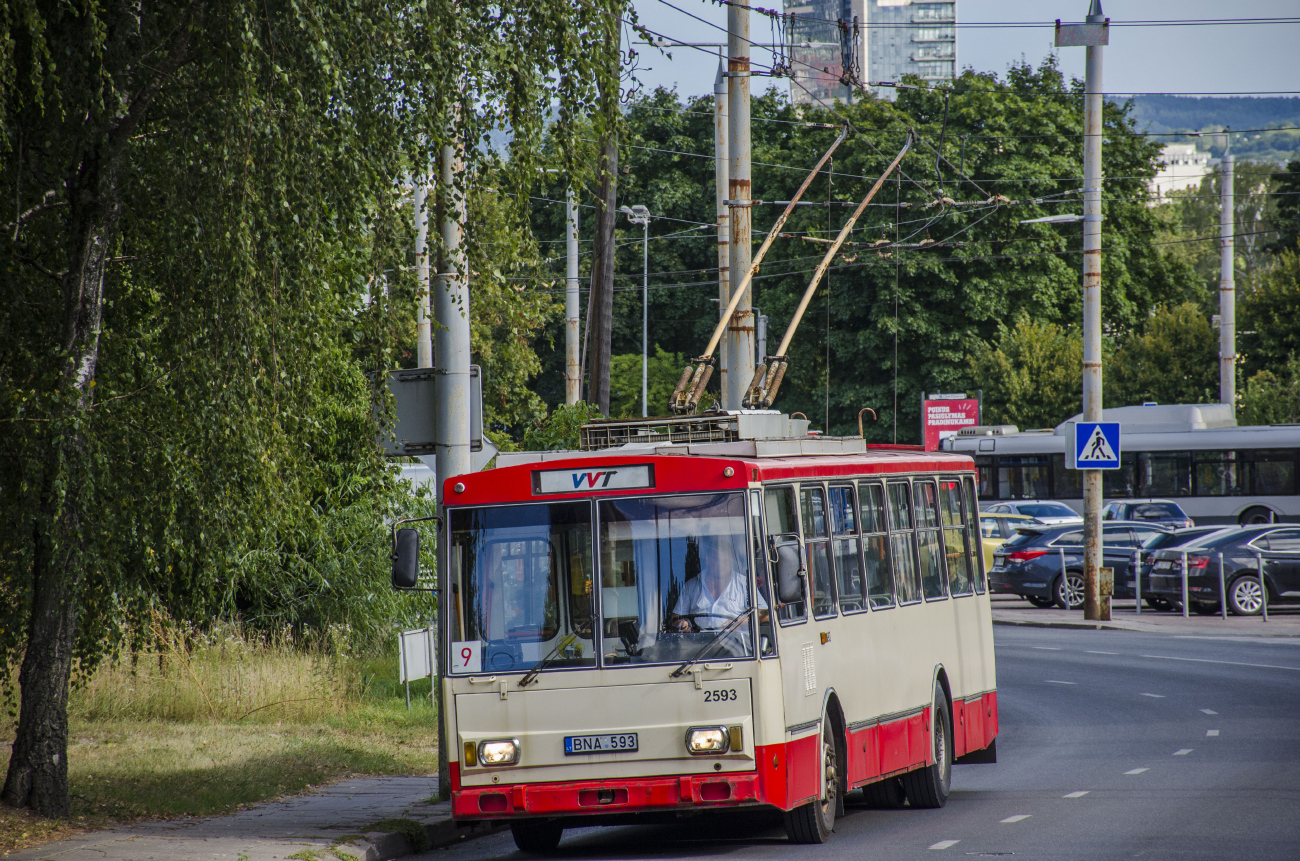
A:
[626,0,1300,100]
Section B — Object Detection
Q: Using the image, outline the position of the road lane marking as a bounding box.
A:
[1046,680,1077,685]
[1033,646,1063,651]
[1125,768,1149,774]
[1173,749,1193,756]
[1086,650,1118,655]
[1141,654,1300,672]
[1200,709,1218,715]
[1207,729,1220,737]
[1140,693,1166,698]
[1001,815,1032,823]
[1064,791,1090,798]
[929,840,960,850]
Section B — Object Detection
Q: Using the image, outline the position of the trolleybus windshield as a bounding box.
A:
[447,492,761,676]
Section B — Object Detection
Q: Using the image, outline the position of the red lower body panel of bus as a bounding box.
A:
[450,691,997,820]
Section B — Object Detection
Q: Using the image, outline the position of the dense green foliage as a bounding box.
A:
[531,60,1192,438]
[969,316,1082,431]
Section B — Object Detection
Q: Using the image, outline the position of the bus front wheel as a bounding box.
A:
[901,683,952,809]
[785,720,839,843]
[511,821,564,854]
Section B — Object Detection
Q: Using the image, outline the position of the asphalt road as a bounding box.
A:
[420,627,1300,860]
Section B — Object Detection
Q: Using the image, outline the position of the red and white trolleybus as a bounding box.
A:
[391,414,999,850]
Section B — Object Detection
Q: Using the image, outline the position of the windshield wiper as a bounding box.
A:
[670,608,754,679]
[518,633,577,688]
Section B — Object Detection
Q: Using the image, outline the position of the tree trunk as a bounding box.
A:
[2,154,116,818]
[586,137,617,415]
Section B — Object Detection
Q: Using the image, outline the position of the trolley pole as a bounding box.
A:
[565,187,581,405]
[1219,151,1236,413]
[1057,0,1109,621]
[714,61,731,405]
[726,0,755,410]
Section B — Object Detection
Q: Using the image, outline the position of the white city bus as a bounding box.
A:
[944,404,1300,526]
[391,417,998,850]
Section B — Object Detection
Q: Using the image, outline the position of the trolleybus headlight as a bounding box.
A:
[478,739,521,766]
[686,726,730,755]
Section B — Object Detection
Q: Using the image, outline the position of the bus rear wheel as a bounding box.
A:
[785,721,839,843]
[511,821,564,854]
[901,683,952,809]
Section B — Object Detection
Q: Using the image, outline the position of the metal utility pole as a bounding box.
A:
[1057,0,1109,621]
[435,142,472,492]
[726,0,755,410]
[714,61,731,404]
[565,188,581,406]
[1220,151,1236,413]
[414,177,432,368]
[620,205,652,416]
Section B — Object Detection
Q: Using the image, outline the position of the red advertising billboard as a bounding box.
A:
[922,397,980,451]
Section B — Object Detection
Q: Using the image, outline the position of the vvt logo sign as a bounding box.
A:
[534,464,654,495]
[572,470,619,489]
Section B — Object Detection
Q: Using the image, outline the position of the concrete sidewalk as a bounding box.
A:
[8,776,501,861]
[992,598,1300,636]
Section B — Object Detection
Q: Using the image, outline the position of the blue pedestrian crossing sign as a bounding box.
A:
[1067,421,1121,470]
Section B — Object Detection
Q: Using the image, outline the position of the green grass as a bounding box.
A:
[1,623,441,855]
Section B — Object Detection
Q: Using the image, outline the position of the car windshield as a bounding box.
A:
[1130,502,1184,520]
[1181,528,1248,550]
[448,501,596,675]
[598,493,756,666]
[1016,503,1077,518]
[1144,528,1217,549]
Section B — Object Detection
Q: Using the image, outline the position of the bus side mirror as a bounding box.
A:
[774,541,806,604]
[392,528,421,589]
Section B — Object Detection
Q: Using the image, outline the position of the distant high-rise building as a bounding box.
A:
[785,0,956,105]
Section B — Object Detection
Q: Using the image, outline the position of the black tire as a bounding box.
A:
[856,776,907,809]
[900,683,952,809]
[1239,506,1275,526]
[1227,575,1266,616]
[511,821,564,854]
[785,721,839,843]
[1026,596,1056,609]
[1054,571,1085,610]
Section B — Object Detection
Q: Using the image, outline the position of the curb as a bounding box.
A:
[992,616,1300,637]
[356,817,510,861]
[993,618,1127,632]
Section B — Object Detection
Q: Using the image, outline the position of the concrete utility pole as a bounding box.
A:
[714,61,731,405]
[414,177,432,368]
[726,0,755,410]
[1057,0,1109,621]
[435,142,472,493]
[565,187,581,406]
[1220,151,1236,413]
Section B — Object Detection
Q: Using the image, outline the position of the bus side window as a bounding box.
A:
[800,485,838,619]
[765,486,807,623]
[750,490,778,656]
[940,478,974,596]
[887,482,922,604]
[963,476,986,593]
[914,479,948,600]
[858,481,894,609]
[829,484,864,613]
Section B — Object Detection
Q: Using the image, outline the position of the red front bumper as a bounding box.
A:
[452,771,761,819]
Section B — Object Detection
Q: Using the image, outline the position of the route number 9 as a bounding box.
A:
[452,641,481,673]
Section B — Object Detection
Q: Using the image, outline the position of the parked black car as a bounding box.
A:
[1145,525,1300,615]
[1102,499,1195,529]
[989,521,1172,609]
[1132,526,1234,610]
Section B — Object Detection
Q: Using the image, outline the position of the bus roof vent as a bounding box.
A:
[578,411,811,451]
[956,425,1019,437]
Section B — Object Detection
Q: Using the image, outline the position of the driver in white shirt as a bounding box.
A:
[670,531,767,632]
